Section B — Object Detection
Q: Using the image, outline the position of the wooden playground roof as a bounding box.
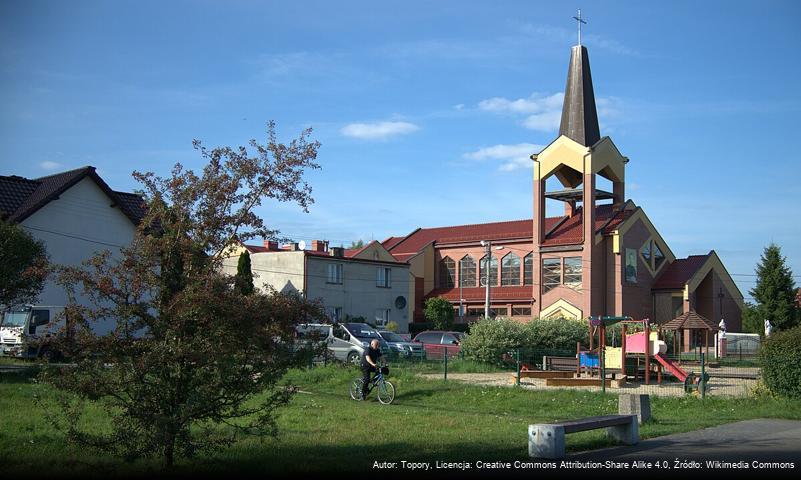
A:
[662,310,716,331]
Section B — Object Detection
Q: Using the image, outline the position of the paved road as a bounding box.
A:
[570,419,801,464]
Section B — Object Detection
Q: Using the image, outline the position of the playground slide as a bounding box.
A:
[653,354,688,382]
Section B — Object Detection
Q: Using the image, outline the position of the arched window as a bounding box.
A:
[459,255,476,287]
[501,252,520,286]
[439,256,455,288]
[480,255,499,287]
[523,253,534,285]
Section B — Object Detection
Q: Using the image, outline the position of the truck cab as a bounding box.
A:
[0,305,64,359]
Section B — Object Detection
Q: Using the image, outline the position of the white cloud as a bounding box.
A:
[478,92,563,115]
[522,110,563,132]
[340,121,419,140]
[40,161,62,171]
[464,143,543,172]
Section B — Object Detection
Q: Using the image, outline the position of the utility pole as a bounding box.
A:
[481,240,491,319]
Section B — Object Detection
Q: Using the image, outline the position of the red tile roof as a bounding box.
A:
[662,310,716,331]
[652,253,711,290]
[387,204,631,253]
[0,166,146,225]
[426,286,534,302]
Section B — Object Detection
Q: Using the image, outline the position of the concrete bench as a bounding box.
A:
[528,414,638,459]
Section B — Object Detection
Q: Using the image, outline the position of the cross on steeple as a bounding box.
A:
[573,9,587,46]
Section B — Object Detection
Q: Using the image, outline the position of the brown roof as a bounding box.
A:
[662,311,716,331]
[652,253,711,290]
[386,203,631,254]
[0,166,146,225]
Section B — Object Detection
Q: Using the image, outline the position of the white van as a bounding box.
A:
[294,322,389,364]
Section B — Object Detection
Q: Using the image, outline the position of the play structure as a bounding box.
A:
[576,316,698,389]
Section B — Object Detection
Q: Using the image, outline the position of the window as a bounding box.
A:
[641,240,652,265]
[327,307,343,322]
[480,255,499,287]
[563,257,582,290]
[523,253,534,285]
[327,263,343,284]
[467,308,484,317]
[460,255,477,287]
[439,257,455,288]
[374,309,390,326]
[542,258,561,292]
[653,243,666,270]
[376,267,391,288]
[415,332,443,344]
[489,307,508,317]
[512,307,532,316]
[442,334,459,345]
[501,252,521,286]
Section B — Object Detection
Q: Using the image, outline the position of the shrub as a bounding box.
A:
[424,297,455,330]
[460,317,531,363]
[385,321,399,332]
[760,325,801,398]
[527,317,589,351]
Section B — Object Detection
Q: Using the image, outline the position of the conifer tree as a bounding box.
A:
[750,243,799,331]
[235,250,255,295]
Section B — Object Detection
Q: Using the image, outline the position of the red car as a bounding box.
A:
[412,330,466,359]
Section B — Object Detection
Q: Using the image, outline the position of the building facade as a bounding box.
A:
[222,240,412,332]
[382,44,744,333]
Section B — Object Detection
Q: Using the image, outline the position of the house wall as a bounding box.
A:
[20,177,138,334]
[620,219,657,320]
[306,257,410,333]
[220,251,306,296]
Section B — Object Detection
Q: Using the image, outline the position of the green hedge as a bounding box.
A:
[460,317,589,364]
[760,326,801,398]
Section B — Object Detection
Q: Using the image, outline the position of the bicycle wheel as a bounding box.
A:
[377,380,395,405]
[349,378,364,400]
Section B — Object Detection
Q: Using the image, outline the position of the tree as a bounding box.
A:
[0,219,48,309]
[349,239,364,249]
[424,297,454,330]
[40,121,325,468]
[750,243,799,332]
[740,301,763,335]
[234,250,255,295]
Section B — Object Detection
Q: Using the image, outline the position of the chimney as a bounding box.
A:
[564,201,577,218]
[329,247,345,258]
[311,240,329,252]
[263,240,279,251]
[282,243,300,251]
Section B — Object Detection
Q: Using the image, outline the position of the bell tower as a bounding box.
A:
[531,39,629,319]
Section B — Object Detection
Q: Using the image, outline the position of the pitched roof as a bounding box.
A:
[662,310,716,331]
[386,203,631,254]
[652,253,711,290]
[0,166,146,225]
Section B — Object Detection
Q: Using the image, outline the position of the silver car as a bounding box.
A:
[377,330,423,358]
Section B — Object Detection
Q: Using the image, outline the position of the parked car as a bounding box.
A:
[377,330,423,359]
[294,322,390,365]
[412,330,466,359]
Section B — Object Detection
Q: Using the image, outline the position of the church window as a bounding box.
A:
[523,253,534,285]
[641,240,652,265]
[439,257,455,288]
[480,255,499,287]
[563,257,582,290]
[460,255,476,287]
[542,258,561,292]
[512,307,532,316]
[653,243,666,271]
[501,252,521,286]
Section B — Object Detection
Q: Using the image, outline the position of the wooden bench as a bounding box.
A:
[543,355,577,371]
[528,415,638,459]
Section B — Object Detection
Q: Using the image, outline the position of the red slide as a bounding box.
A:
[654,354,688,382]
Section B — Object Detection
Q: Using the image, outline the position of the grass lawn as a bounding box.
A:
[1,363,799,475]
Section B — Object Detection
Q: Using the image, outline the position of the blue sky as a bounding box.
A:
[2,0,800,300]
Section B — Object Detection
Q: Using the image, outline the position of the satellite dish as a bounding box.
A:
[297,240,307,250]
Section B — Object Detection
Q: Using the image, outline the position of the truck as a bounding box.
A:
[0,305,65,360]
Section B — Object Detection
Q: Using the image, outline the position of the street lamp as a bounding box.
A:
[480,241,504,319]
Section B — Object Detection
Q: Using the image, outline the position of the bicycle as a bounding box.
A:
[349,365,395,404]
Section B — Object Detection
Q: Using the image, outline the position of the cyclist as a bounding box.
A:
[360,339,382,400]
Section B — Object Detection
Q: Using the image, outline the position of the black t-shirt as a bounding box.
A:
[361,346,382,368]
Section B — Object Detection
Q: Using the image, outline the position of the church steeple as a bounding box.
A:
[558,45,601,147]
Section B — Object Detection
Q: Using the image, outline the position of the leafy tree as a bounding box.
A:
[750,243,799,332]
[740,301,762,335]
[349,239,365,249]
[40,122,324,468]
[424,297,454,330]
[234,250,255,295]
[0,219,48,309]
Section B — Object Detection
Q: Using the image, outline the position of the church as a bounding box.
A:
[382,41,744,335]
